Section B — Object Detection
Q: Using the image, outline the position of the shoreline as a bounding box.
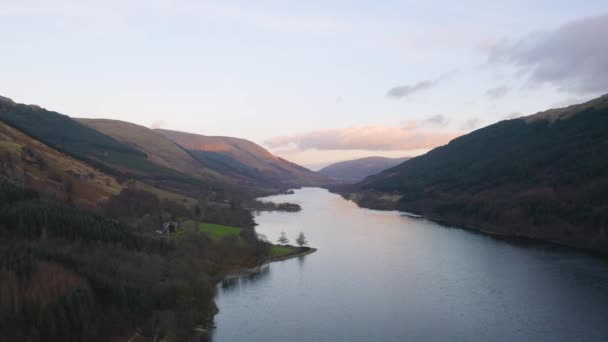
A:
[337,191,608,257]
[222,247,317,281]
[198,247,318,335]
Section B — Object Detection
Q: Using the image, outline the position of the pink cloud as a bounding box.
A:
[149,120,166,129]
[265,125,461,151]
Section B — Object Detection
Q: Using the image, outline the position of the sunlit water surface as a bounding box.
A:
[208,188,608,342]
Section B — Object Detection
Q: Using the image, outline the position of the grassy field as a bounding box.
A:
[176,220,303,259]
[199,223,242,240]
[176,220,242,241]
[271,244,298,257]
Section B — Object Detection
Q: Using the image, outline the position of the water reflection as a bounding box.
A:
[210,188,608,342]
[297,255,306,268]
[220,265,272,292]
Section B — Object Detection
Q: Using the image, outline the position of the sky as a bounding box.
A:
[1,0,607,169]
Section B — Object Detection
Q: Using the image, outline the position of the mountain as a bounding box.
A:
[155,129,331,190]
[0,98,277,340]
[340,94,608,253]
[319,156,410,183]
[0,115,201,209]
[0,96,191,182]
[76,119,224,182]
[0,96,327,197]
[0,120,122,207]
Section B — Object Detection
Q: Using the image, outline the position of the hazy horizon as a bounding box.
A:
[1,1,607,165]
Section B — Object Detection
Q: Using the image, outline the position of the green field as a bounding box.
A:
[271,244,298,258]
[176,220,241,241]
[176,221,301,258]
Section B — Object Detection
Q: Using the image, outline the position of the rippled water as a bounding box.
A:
[209,188,608,341]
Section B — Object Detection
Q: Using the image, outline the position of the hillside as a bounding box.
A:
[0,106,283,340]
[156,129,331,190]
[0,176,268,341]
[76,119,224,182]
[0,96,193,182]
[342,94,608,252]
[0,121,122,207]
[319,156,410,183]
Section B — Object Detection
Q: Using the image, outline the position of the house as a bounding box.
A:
[160,221,179,235]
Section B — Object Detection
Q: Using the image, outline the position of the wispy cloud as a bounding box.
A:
[486,13,608,95]
[423,114,449,127]
[485,85,509,99]
[386,70,457,100]
[386,80,437,99]
[265,124,460,152]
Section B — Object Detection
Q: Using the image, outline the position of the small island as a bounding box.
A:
[247,200,302,212]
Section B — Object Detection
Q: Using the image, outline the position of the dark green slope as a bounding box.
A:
[0,96,195,181]
[0,178,266,341]
[354,94,608,252]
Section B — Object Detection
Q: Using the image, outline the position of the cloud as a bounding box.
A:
[149,120,166,129]
[485,85,509,99]
[423,114,449,127]
[386,80,437,99]
[460,118,481,130]
[486,13,608,95]
[265,124,461,151]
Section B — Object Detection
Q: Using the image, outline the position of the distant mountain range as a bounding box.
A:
[155,129,329,191]
[335,94,608,253]
[0,95,329,198]
[319,156,410,183]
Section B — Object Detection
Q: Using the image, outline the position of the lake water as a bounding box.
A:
[209,188,608,341]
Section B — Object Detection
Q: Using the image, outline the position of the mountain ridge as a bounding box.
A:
[0,95,329,197]
[336,94,608,253]
[155,128,331,190]
[319,156,410,183]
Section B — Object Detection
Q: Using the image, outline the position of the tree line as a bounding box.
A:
[0,178,271,341]
[277,231,309,248]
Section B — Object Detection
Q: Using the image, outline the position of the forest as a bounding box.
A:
[0,179,270,341]
[346,97,608,252]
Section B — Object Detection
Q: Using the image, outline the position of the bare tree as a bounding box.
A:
[295,232,308,247]
[277,231,289,245]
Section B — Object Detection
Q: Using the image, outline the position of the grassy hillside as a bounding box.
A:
[77,119,224,182]
[156,129,331,189]
[0,121,122,207]
[319,156,410,183]
[348,94,608,252]
[0,96,329,196]
[176,221,242,241]
[0,96,313,340]
[0,97,195,182]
